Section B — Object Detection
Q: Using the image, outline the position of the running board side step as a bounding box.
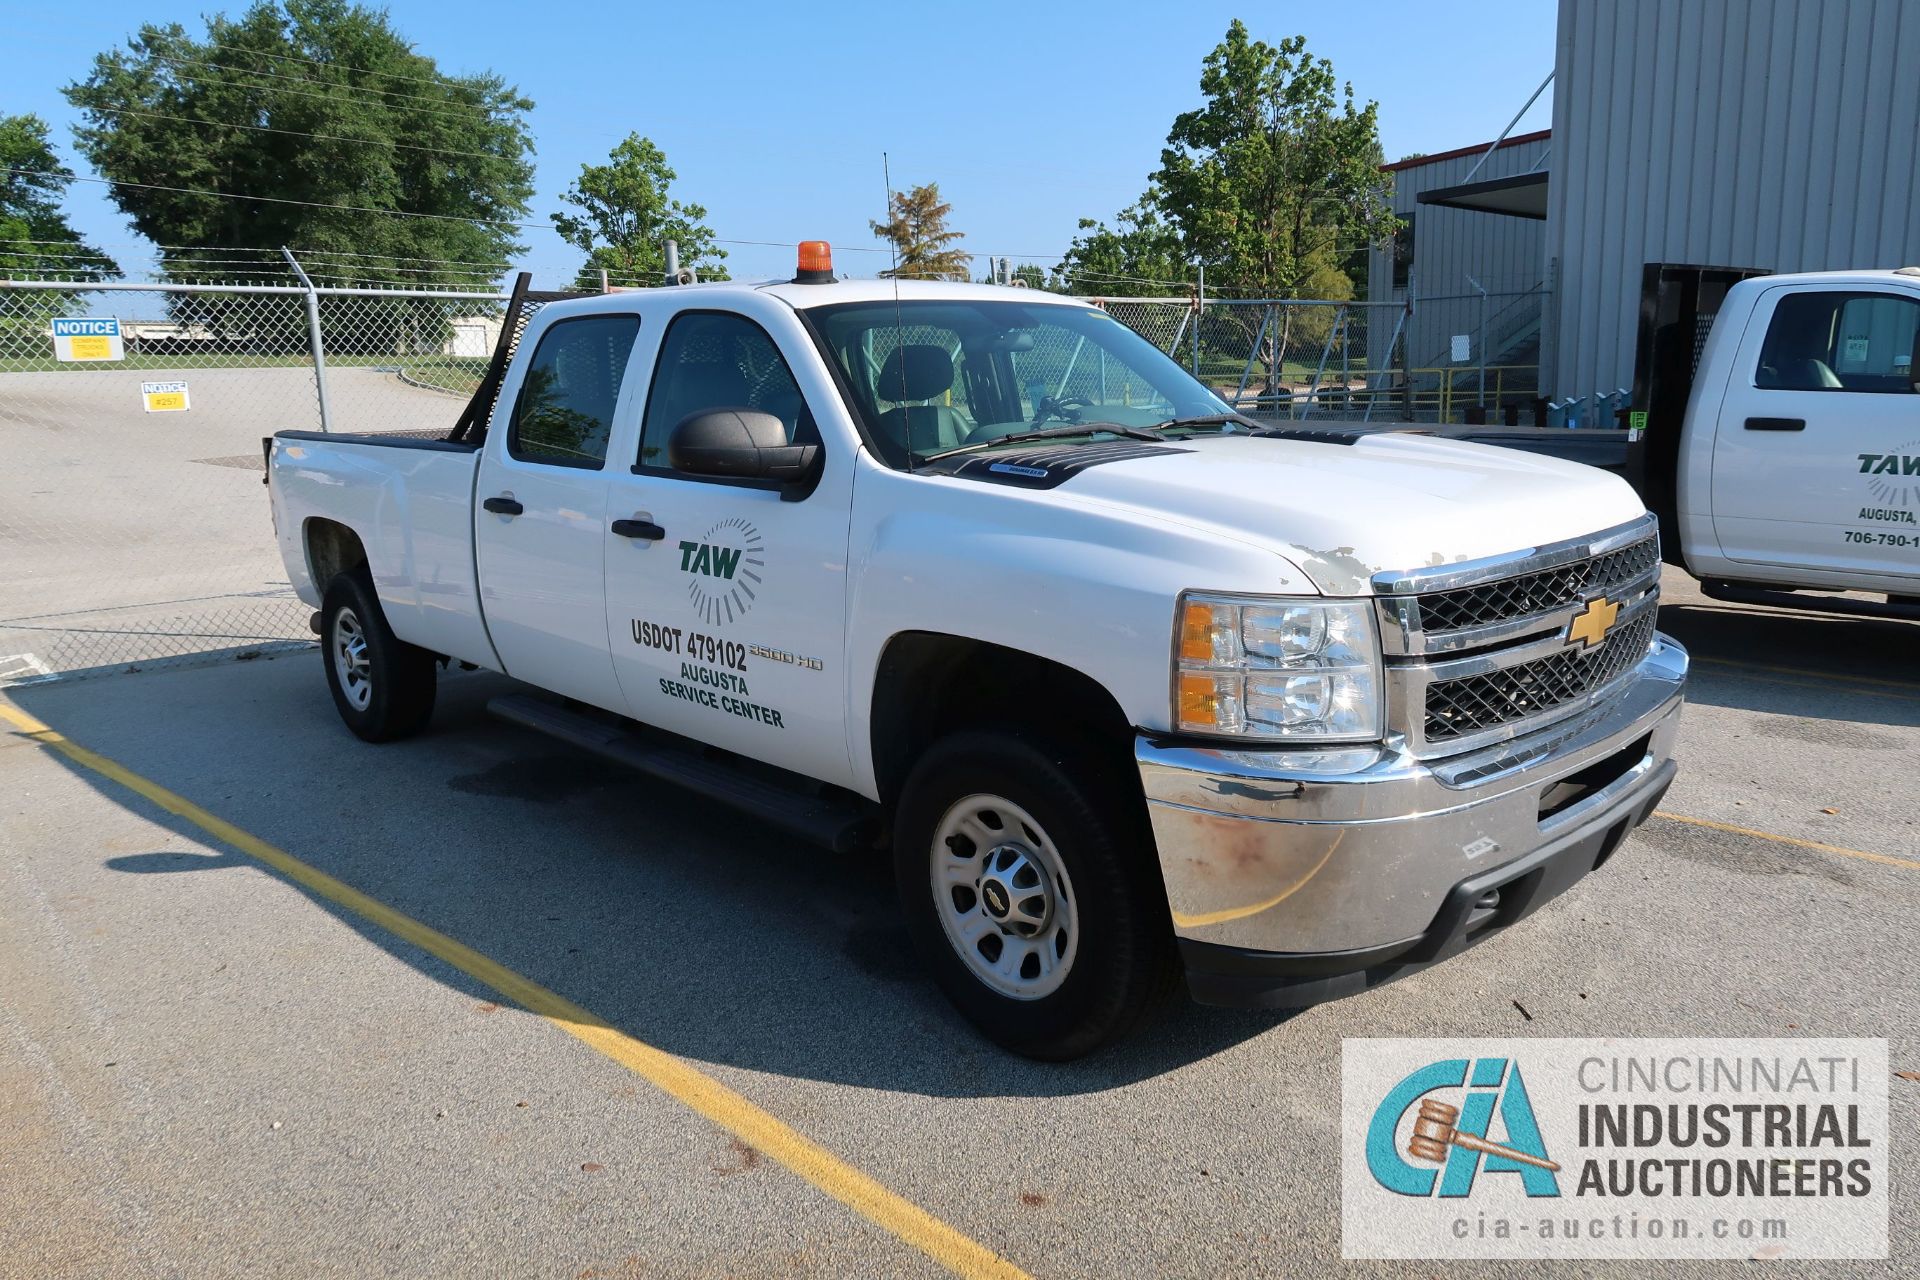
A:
[1699,580,1920,622]
[488,694,879,854]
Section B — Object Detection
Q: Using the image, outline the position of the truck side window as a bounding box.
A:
[1756,291,1919,394]
[506,314,641,468]
[639,312,820,470]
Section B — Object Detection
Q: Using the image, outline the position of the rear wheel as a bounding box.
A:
[320,571,437,742]
[894,730,1177,1059]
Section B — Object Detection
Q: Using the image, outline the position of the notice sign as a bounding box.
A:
[51,317,124,362]
[141,380,190,413]
[1343,1038,1889,1260]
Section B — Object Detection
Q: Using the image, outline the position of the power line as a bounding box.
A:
[138,48,512,120]
[71,55,517,131]
[3,166,539,230]
[159,28,501,93]
[78,105,522,164]
[11,15,501,93]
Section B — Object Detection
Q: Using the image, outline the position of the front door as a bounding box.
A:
[604,306,855,787]
[1709,284,1920,581]
[474,311,642,710]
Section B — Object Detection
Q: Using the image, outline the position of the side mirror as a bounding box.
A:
[667,408,820,497]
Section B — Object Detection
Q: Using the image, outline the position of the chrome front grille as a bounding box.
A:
[1373,514,1663,758]
[1423,610,1658,744]
[1415,536,1661,634]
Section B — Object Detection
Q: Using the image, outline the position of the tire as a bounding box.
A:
[893,729,1179,1060]
[320,570,437,742]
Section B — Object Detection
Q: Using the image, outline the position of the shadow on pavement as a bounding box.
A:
[1656,599,1920,729]
[7,657,1290,1101]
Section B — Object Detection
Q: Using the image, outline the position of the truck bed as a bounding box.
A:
[268,428,495,669]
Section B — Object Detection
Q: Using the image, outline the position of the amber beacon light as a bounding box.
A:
[794,241,835,284]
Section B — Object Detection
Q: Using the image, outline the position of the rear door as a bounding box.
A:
[603,302,857,787]
[474,311,642,710]
[1708,283,1920,579]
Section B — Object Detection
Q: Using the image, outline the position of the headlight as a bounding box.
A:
[1173,593,1382,741]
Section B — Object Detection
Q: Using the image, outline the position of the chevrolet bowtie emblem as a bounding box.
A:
[1567,596,1621,649]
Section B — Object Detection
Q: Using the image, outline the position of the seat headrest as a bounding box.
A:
[876,345,954,402]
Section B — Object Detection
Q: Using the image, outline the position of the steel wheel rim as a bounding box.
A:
[331,607,372,711]
[930,793,1078,1001]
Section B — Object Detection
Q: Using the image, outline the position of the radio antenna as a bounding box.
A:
[883,151,913,474]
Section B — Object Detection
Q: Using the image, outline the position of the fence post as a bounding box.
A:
[281,247,332,434]
[1191,263,1204,376]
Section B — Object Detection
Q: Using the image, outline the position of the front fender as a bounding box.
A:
[843,463,1315,797]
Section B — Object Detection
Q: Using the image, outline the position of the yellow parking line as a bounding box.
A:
[1691,656,1920,698]
[1652,810,1920,873]
[0,701,1031,1280]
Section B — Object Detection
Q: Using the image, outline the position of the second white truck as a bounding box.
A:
[267,245,1687,1059]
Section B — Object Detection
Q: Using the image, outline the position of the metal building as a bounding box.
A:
[1367,133,1551,408]
[1375,0,1920,415]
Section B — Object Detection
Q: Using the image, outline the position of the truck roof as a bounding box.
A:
[1734,267,1920,286]
[596,277,1099,311]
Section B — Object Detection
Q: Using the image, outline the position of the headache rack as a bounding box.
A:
[445,272,592,446]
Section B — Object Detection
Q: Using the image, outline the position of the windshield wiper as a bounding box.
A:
[918,421,1166,464]
[1153,412,1262,433]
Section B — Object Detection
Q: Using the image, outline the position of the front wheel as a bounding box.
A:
[320,571,437,742]
[893,730,1178,1059]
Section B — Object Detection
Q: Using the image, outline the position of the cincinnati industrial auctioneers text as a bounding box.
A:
[1342,1039,1889,1260]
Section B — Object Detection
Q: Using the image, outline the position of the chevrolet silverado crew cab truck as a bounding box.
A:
[266,244,1687,1059]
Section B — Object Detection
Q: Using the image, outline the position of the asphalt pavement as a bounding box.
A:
[1,567,1916,1278]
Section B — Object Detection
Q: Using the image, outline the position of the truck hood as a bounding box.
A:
[1057,432,1648,594]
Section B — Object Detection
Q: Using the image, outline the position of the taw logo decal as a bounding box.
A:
[1366,1057,1561,1198]
[678,516,764,627]
[1858,442,1920,513]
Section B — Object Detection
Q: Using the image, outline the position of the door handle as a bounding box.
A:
[1744,417,1805,431]
[610,518,666,541]
[482,495,524,515]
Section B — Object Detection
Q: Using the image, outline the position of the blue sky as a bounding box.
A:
[7,0,1557,286]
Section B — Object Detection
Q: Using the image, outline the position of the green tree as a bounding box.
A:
[871,183,969,280]
[551,134,727,288]
[1009,262,1059,291]
[1056,193,1188,296]
[1,114,121,283]
[63,0,534,292]
[1152,20,1392,300]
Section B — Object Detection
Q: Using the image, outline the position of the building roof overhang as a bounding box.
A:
[1415,171,1550,219]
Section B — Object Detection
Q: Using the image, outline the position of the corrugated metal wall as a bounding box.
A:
[1367,137,1550,376]
[1548,0,1920,400]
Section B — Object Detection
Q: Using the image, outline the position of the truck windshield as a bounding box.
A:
[806,299,1233,469]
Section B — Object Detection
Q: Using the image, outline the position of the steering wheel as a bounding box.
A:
[1031,394,1092,427]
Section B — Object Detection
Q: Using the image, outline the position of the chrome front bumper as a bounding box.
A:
[1137,634,1687,1007]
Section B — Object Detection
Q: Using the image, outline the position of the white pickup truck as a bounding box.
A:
[267,247,1687,1059]
[1489,266,1920,620]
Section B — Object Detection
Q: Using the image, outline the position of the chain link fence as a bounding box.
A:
[1100,297,1403,420]
[1,273,1544,686]
[1101,292,1549,424]
[0,278,510,683]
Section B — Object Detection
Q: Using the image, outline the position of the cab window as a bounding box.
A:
[506,314,640,468]
[1756,291,1920,394]
[639,311,819,470]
